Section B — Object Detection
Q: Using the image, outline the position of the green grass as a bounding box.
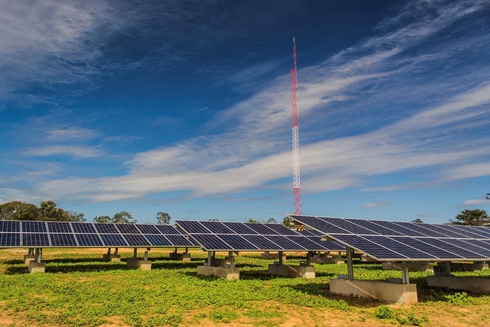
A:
[1,249,490,326]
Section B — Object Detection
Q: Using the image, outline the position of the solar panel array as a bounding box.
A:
[0,221,196,248]
[290,215,490,261]
[175,220,344,252]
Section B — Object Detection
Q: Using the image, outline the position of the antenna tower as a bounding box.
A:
[291,37,302,215]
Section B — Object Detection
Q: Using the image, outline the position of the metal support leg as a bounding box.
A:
[173,247,177,254]
[184,247,189,254]
[346,246,354,280]
[306,252,312,266]
[35,248,42,264]
[278,251,284,265]
[445,261,452,276]
[28,248,34,256]
[114,248,119,255]
[144,248,149,261]
[207,252,213,266]
[228,251,235,268]
[107,248,111,255]
[133,248,138,259]
[401,262,410,284]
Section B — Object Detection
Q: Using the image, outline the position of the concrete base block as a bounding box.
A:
[427,276,490,293]
[23,255,36,264]
[382,262,432,272]
[436,262,488,272]
[168,253,191,262]
[268,263,315,278]
[310,255,344,264]
[261,252,287,261]
[197,266,240,280]
[28,261,46,274]
[330,278,418,304]
[102,254,121,262]
[127,258,152,270]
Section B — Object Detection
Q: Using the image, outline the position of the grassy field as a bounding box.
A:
[1,248,490,327]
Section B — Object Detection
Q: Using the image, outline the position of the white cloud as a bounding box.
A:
[23,145,103,158]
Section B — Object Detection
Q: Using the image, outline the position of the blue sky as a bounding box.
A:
[1,0,490,224]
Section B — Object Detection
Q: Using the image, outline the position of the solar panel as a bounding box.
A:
[221,222,258,234]
[165,234,194,247]
[145,234,172,247]
[71,222,97,234]
[265,235,306,251]
[116,224,141,234]
[22,221,47,233]
[333,234,406,260]
[99,234,128,247]
[75,234,104,247]
[191,234,231,250]
[287,236,329,251]
[94,224,119,234]
[265,224,299,236]
[218,234,258,250]
[0,233,21,247]
[0,221,20,232]
[198,221,235,234]
[241,235,284,250]
[362,235,437,259]
[47,222,73,233]
[176,220,212,234]
[244,223,279,235]
[122,234,151,247]
[136,224,161,234]
[155,224,182,235]
[22,233,50,247]
[50,233,78,247]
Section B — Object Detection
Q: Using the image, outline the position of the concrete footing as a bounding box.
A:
[168,252,191,262]
[427,276,490,293]
[28,261,46,274]
[268,263,315,278]
[436,262,488,272]
[127,258,152,270]
[197,266,240,280]
[23,255,36,264]
[330,278,418,304]
[310,255,344,264]
[261,252,287,261]
[382,262,432,272]
[102,254,121,262]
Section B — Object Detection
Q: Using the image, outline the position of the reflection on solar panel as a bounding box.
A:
[291,215,490,261]
[175,220,343,252]
[0,221,195,248]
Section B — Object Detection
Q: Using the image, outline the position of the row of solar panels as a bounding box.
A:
[0,220,345,252]
[291,215,490,261]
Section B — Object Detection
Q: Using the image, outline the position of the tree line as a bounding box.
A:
[0,201,172,225]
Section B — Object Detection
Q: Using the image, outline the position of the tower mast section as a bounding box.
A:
[291,37,302,215]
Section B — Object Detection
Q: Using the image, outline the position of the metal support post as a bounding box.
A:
[278,251,284,265]
[114,248,119,255]
[107,248,111,255]
[35,248,43,263]
[401,262,410,284]
[144,248,149,261]
[184,247,189,254]
[133,248,137,259]
[173,247,177,254]
[228,251,235,268]
[306,252,312,266]
[28,248,34,256]
[445,261,452,276]
[346,246,354,280]
[207,252,213,266]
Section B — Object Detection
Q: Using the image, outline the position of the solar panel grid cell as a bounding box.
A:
[191,234,230,250]
[291,215,351,234]
[145,234,172,247]
[50,233,78,247]
[390,236,463,259]
[467,226,490,238]
[241,235,283,250]
[415,238,486,259]
[218,234,258,250]
[47,222,73,233]
[222,222,258,234]
[324,218,379,235]
[177,221,212,234]
[394,222,446,237]
[71,223,97,234]
[333,234,407,259]
[94,224,119,234]
[135,224,161,234]
[155,225,181,235]
[372,220,427,237]
[22,233,50,247]
[100,234,127,247]
[0,233,21,246]
[441,238,490,258]
[165,234,194,247]
[265,224,299,235]
[22,221,47,233]
[116,224,141,234]
[0,221,20,232]
[199,221,236,234]
[265,235,306,250]
[245,223,279,235]
[362,235,437,259]
[75,234,103,247]
[350,220,404,236]
[122,234,151,247]
[417,224,464,238]
[288,236,328,251]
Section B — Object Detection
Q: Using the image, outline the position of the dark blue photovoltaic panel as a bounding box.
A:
[116,224,141,234]
[75,234,103,247]
[313,239,345,251]
[176,220,212,234]
[100,234,127,247]
[467,226,490,238]
[166,234,194,247]
[390,237,463,259]
[218,234,258,250]
[71,223,97,234]
[265,235,306,250]
[94,224,119,234]
[300,229,323,236]
[362,235,437,259]
[0,221,20,233]
[22,221,47,233]
[393,222,446,237]
[333,234,406,259]
[287,236,329,251]
[145,235,172,247]
[449,226,489,238]
[348,220,404,236]
[222,222,258,234]
[370,220,426,237]
[191,234,231,250]
[0,233,21,247]
[449,239,490,257]
[321,217,379,235]
[155,225,181,235]
[47,222,73,233]
[265,224,299,236]
[414,238,485,259]
[136,224,161,234]
[245,223,279,235]
[241,235,284,250]
[199,221,236,234]
[415,224,463,238]
[290,215,350,234]
[122,234,151,247]
[22,233,50,247]
[50,233,78,247]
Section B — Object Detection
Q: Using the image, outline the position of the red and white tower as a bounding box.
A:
[291,37,302,215]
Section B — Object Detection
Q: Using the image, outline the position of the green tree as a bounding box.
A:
[67,211,86,222]
[282,216,293,227]
[39,200,71,221]
[450,209,490,226]
[411,218,424,223]
[208,218,219,222]
[112,211,136,224]
[156,212,171,224]
[247,218,259,223]
[93,216,111,223]
[0,201,40,220]
[265,217,277,224]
